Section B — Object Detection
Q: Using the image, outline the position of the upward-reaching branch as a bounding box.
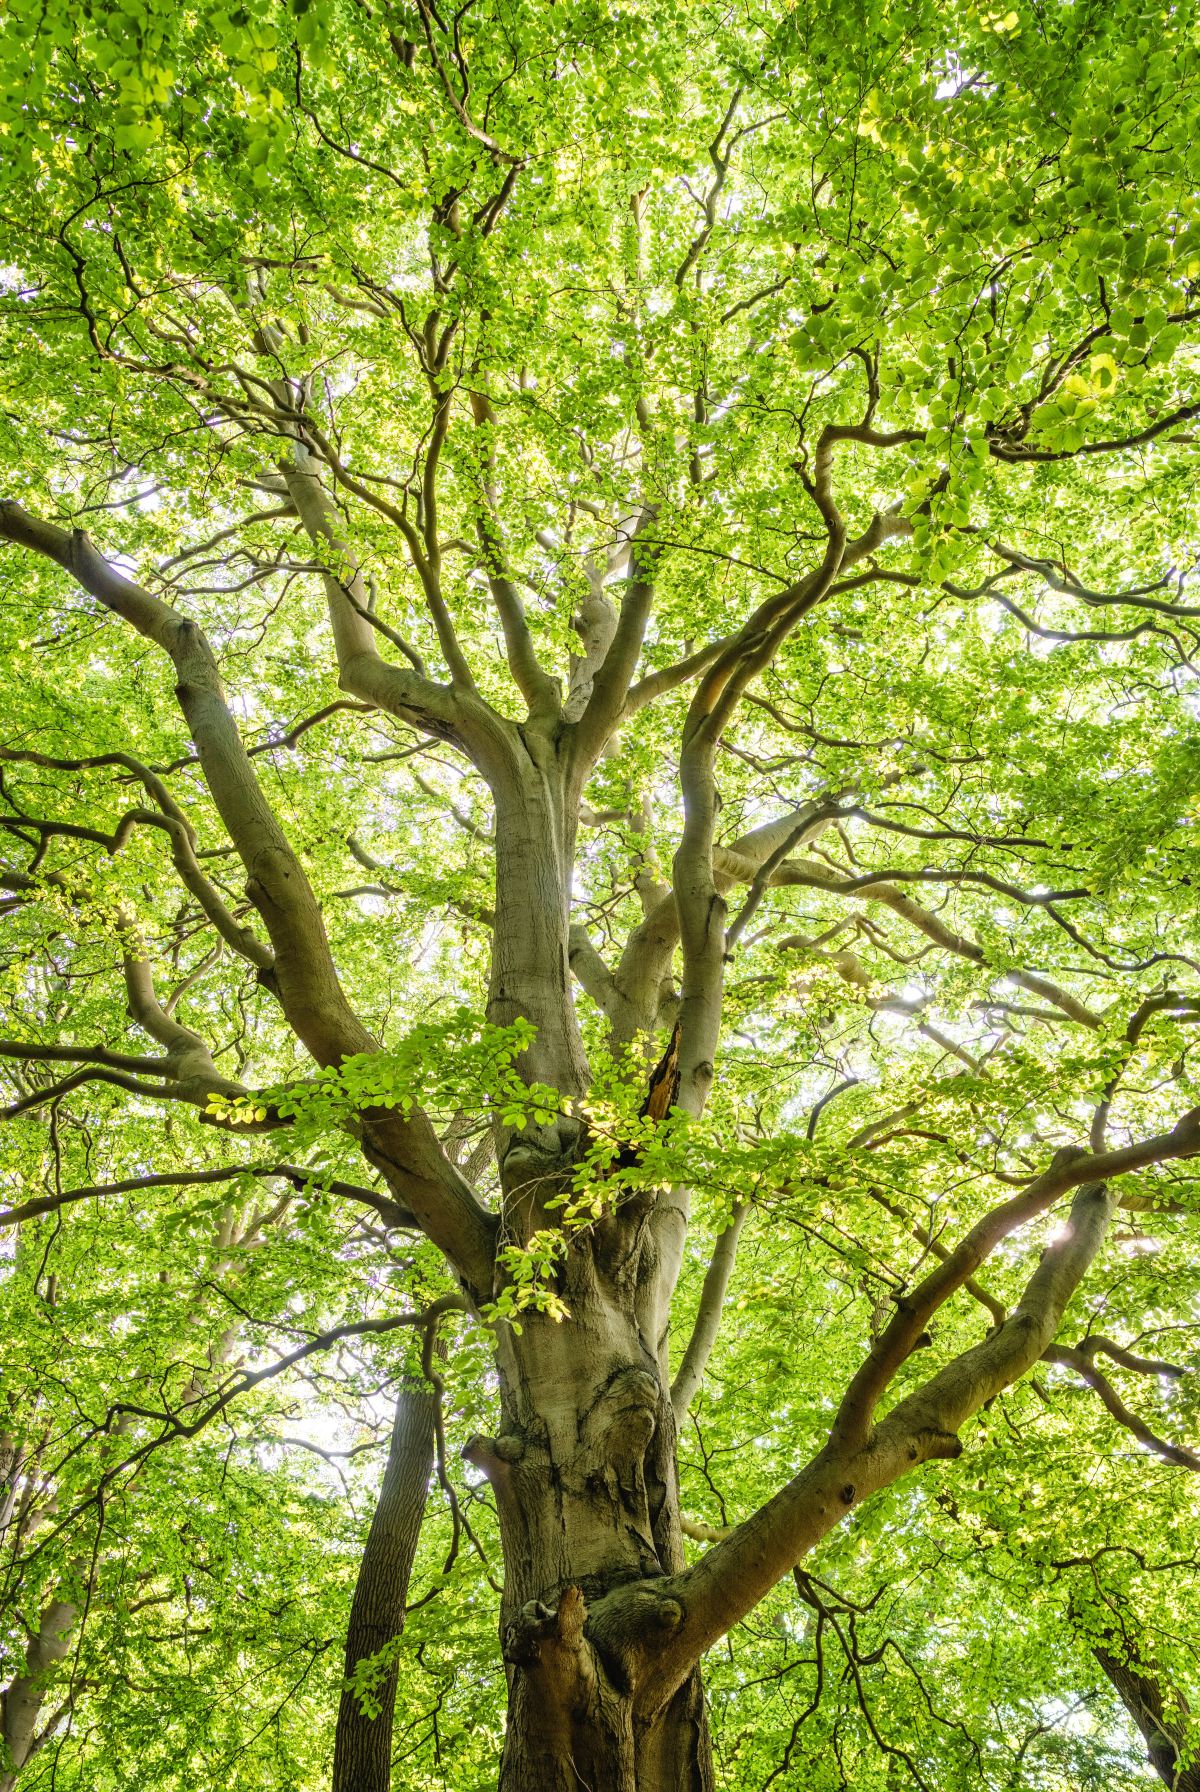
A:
[670,1203,748,1421]
[0,499,497,1294]
[281,438,479,736]
[570,507,662,772]
[468,390,561,722]
[669,455,909,1119]
[635,1105,1200,1708]
[0,499,370,1062]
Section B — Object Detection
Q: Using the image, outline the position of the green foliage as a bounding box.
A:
[1,0,1200,1783]
[206,1014,559,1136]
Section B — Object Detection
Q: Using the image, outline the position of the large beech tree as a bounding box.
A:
[2,0,1200,1785]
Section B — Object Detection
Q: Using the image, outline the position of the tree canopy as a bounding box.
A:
[1,0,1200,1786]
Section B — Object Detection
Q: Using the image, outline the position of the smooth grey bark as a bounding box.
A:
[183,634,1200,1783]
[332,1386,436,1792]
[458,734,719,1791]
[8,492,1200,1792]
[670,1203,747,1423]
[0,1597,76,1792]
[489,747,590,1107]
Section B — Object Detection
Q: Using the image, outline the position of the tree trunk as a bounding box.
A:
[476,747,714,1787]
[0,1597,76,1792]
[1093,1643,1200,1792]
[470,1228,714,1792]
[331,1386,436,1792]
[499,1647,712,1792]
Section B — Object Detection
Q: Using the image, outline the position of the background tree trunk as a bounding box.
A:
[1094,1641,1200,1792]
[332,1385,436,1792]
[0,1597,76,1792]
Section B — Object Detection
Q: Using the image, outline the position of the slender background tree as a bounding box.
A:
[1,0,1199,1785]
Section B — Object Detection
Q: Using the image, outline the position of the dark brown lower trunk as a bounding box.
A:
[470,1226,714,1792]
[499,1649,713,1792]
[331,1385,435,1792]
[1094,1645,1200,1792]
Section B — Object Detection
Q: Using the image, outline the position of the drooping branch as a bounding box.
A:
[0,943,254,1122]
[1044,1344,1200,1471]
[0,750,273,970]
[157,697,376,775]
[13,1297,469,1572]
[989,397,1200,464]
[0,1038,167,1076]
[1,1065,188,1121]
[772,858,1102,1030]
[987,540,1200,619]
[0,1161,416,1232]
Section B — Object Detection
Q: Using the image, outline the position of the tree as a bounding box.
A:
[2,0,1200,1785]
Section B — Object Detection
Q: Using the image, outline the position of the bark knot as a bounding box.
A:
[915,1428,963,1462]
[504,1585,590,1680]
